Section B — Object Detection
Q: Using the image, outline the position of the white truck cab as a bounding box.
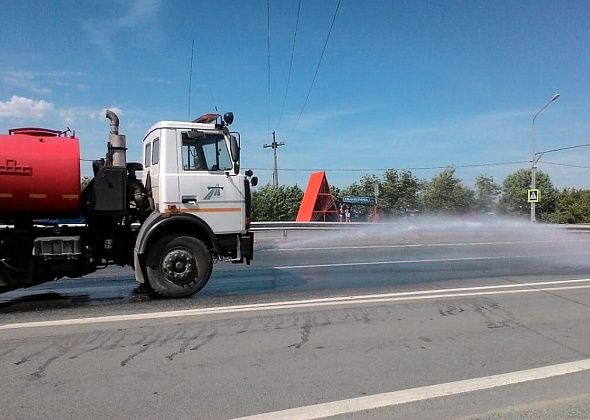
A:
[142,120,246,233]
[134,113,255,297]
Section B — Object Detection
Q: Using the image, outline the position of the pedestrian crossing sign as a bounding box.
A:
[528,189,540,203]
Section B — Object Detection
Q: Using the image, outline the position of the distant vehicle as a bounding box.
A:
[0,111,257,298]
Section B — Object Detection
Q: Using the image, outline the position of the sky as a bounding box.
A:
[1,0,590,190]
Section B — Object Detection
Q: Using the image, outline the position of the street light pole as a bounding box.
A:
[531,93,560,222]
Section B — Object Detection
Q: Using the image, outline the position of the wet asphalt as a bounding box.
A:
[2,221,590,323]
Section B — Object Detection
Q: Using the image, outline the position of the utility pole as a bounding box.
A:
[263,131,285,187]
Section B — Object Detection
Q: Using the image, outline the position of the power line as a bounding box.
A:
[293,0,342,130]
[537,142,590,156]
[249,160,530,172]
[542,161,590,169]
[532,142,590,169]
[277,0,301,129]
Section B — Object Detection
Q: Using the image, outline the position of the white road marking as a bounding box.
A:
[235,358,590,420]
[1,278,590,331]
[262,238,590,252]
[274,253,587,270]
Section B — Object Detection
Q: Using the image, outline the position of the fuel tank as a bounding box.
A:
[0,127,81,217]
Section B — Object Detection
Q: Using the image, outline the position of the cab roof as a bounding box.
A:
[143,120,226,141]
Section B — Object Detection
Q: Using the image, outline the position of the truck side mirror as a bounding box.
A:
[224,112,234,126]
[230,135,240,163]
[251,176,258,187]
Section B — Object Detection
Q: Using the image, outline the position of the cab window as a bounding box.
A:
[152,138,160,165]
[181,132,232,172]
[144,143,151,168]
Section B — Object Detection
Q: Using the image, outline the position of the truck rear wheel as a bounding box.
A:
[145,235,213,298]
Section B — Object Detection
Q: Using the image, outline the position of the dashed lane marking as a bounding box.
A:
[273,253,589,270]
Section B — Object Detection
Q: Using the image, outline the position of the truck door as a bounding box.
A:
[176,130,244,233]
[143,130,161,209]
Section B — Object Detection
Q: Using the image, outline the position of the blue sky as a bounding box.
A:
[1,0,590,189]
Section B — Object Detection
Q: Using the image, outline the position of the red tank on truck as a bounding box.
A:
[0,111,258,298]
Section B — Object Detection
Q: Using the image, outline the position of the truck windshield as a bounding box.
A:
[181,132,233,172]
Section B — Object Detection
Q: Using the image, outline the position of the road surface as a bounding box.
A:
[1,219,590,418]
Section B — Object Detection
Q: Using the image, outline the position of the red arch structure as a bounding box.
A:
[296,171,338,222]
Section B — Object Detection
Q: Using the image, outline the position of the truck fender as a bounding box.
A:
[133,212,220,283]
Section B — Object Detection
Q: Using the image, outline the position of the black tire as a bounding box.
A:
[145,235,213,298]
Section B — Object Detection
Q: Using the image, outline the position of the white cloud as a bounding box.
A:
[0,70,51,95]
[0,69,85,95]
[59,109,77,125]
[117,0,160,27]
[88,107,123,120]
[81,0,163,59]
[15,103,125,125]
[53,105,124,125]
[285,108,359,130]
[0,96,54,119]
[142,76,173,85]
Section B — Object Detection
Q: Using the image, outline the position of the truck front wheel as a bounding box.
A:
[145,235,213,298]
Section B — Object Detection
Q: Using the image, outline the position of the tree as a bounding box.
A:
[474,174,500,213]
[341,174,380,219]
[330,184,342,203]
[499,169,557,220]
[422,167,475,214]
[81,176,92,190]
[546,188,590,224]
[379,169,423,215]
[251,184,303,221]
[342,174,380,198]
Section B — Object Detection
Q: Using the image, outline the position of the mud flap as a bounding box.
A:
[133,250,145,283]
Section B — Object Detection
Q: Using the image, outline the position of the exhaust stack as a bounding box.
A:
[105,110,126,167]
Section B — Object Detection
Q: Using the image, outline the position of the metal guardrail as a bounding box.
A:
[564,224,590,230]
[250,221,378,231]
[250,221,590,231]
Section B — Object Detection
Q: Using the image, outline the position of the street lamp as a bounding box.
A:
[531,93,560,222]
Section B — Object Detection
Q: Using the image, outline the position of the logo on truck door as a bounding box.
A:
[203,185,224,200]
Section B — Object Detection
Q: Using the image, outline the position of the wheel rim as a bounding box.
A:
[161,248,198,286]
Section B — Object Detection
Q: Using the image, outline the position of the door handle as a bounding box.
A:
[182,195,197,204]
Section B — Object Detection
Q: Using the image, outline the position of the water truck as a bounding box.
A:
[0,111,255,298]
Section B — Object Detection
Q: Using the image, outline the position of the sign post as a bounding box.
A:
[373,183,379,222]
